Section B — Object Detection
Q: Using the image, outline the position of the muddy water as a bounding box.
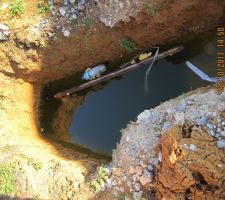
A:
[41,33,216,156]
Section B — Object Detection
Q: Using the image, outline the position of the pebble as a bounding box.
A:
[132,174,140,182]
[129,166,136,175]
[217,128,222,133]
[133,191,143,200]
[209,130,215,137]
[62,28,70,37]
[59,7,66,16]
[174,112,185,126]
[158,151,162,162]
[112,168,122,177]
[112,180,117,186]
[177,100,187,112]
[217,140,225,148]
[1,3,8,10]
[149,157,159,167]
[135,166,143,176]
[147,164,154,172]
[106,179,112,188]
[166,108,177,114]
[221,131,225,137]
[189,144,197,152]
[134,183,141,191]
[0,24,10,41]
[206,123,213,130]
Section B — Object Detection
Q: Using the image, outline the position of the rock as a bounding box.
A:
[207,123,213,129]
[133,191,143,200]
[104,166,112,176]
[59,7,66,16]
[139,160,146,168]
[106,179,112,188]
[149,157,159,167]
[1,3,8,10]
[134,183,141,191]
[0,24,10,41]
[129,166,136,175]
[189,144,197,152]
[69,0,76,3]
[167,108,177,114]
[147,164,154,172]
[174,112,185,126]
[62,28,70,37]
[140,171,153,186]
[135,166,143,175]
[209,130,215,137]
[217,128,222,133]
[220,131,225,137]
[132,174,140,182]
[217,140,225,148]
[177,100,187,111]
[158,151,162,162]
[112,168,122,176]
[112,180,117,186]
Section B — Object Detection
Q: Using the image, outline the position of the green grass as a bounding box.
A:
[0,163,16,196]
[90,164,108,191]
[120,37,136,52]
[9,0,24,17]
[145,0,158,16]
[84,16,94,27]
[37,1,50,14]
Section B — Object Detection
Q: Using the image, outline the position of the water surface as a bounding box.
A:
[41,33,216,156]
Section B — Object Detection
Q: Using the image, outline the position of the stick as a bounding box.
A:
[54,45,184,99]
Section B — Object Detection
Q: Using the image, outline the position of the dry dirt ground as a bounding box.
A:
[0,0,225,199]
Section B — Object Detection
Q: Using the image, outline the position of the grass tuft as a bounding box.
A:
[9,0,24,17]
[0,163,16,195]
[37,1,50,14]
[90,164,108,191]
[120,37,136,52]
[145,0,158,16]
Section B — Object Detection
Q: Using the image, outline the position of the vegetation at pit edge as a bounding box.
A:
[90,164,108,191]
[120,37,137,52]
[9,0,25,17]
[145,0,158,16]
[0,163,16,196]
[37,0,50,14]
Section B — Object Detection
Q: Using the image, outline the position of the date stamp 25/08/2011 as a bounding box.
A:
[216,27,225,94]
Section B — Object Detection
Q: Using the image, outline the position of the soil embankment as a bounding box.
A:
[0,0,224,199]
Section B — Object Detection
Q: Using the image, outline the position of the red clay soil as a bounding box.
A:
[0,0,225,83]
[156,125,225,200]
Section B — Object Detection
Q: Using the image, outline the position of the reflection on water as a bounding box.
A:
[41,33,216,156]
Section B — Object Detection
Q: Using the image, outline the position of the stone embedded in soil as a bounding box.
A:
[217,140,225,148]
[112,168,122,176]
[133,191,143,200]
[147,164,154,172]
[149,157,159,167]
[0,24,10,41]
[174,112,185,126]
[59,7,66,16]
[139,170,153,186]
[189,144,197,152]
[62,28,70,37]
[134,182,141,192]
[176,100,187,112]
[135,166,143,175]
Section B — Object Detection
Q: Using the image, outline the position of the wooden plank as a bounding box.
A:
[54,46,184,99]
